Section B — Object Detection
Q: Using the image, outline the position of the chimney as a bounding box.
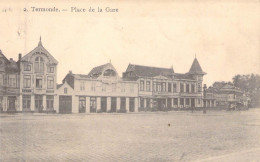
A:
[69,70,72,74]
[10,58,13,61]
[18,53,22,61]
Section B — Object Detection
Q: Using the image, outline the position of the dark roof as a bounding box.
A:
[188,58,206,75]
[6,59,19,72]
[124,64,174,78]
[57,84,63,89]
[0,50,9,62]
[88,63,110,79]
[174,73,194,80]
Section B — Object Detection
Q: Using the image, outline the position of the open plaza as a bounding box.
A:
[1,109,260,161]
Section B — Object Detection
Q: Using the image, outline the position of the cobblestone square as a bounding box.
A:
[1,109,260,161]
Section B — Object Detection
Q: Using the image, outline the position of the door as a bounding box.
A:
[35,95,43,112]
[111,97,117,112]
[8,96,16,112]
[191,99,195,107]
[59,95,72,114]
[101,97,107,112]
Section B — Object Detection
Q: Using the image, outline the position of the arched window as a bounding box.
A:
[34,56,44,73]
[103,69,116,76]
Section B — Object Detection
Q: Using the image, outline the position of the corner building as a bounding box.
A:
[58,63,138,113]
[19,39,58,112]
[123,58,206,111]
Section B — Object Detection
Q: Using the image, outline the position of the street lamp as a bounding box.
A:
[203,84,207,114]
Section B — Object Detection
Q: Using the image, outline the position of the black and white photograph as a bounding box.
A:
[0,0,260,161]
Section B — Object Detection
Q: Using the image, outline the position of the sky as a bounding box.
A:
[0,0,259,85]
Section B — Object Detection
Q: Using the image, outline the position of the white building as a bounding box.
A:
[57,63,138,113]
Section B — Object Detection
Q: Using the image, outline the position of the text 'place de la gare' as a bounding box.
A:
[0,38,219,114]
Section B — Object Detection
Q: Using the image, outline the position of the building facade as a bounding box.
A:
[57,63,138,113]
[18,39,58,112]
[122,58,206,111]
[0,50,20,112]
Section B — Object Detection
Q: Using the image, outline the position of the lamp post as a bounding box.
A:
[203,84,207,114]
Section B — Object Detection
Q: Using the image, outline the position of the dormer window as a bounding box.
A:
[103,69,116,77]
[34,56,44,73]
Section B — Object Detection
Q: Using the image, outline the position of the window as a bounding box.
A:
[198,83,202,92]
[146,81,150,91]
[180,83,184,93]
[90,97,96,112]
[34,56,44,73]
[191,84,195,93]
[22,95,31,110]
[64,88,67,94]
[24,64,31,71]
[140,98,144,107]
[47,67,54,73]
[36,78,43,88]
[168,83,172,92]
[173,83,177,92]
[185,98,190,106]
[80,81,85,91]
[79,96,86,113]
[47,77,54,89]
[23,75,31,88]
[0,74,3,86]
[46,95,54,110]
[0,96,3,108]
[162,83,166,92]
[146,98,150,108]
[157,83,162,92]
[140,80,144,91]
[153,82,156,92]
[8,75,16,87]
[186,84,190,93]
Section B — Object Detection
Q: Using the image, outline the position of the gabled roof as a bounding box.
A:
[21,38,58,64]
[0,49,9,63]
[188,58,206,75]
[88,63,116,79]
[124,64,174,78]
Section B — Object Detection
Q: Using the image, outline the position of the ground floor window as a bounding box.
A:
[0,96,3,111]
[35,95,43,111]
[79,96,86,113]
[22,95,31,111]
[167,98,172,108]
[185,98,190,107]
[180,98,184,106]
[111,97,117,112]
[174,98,178,106]
[120,97,126,111]
[140,98,144,107]
[46,95,54,111]
[146,98,150,108]
[90,97,96,113]
[129,97,135,112]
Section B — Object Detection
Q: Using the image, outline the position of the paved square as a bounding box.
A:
[1,109,260,161]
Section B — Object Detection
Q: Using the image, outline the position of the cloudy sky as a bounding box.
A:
[0,0,259,85]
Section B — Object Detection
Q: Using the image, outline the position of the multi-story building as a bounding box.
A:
[57,62,138,113]
[122,58,206,110]
[19,38,58,112]
[0,50,20,112]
